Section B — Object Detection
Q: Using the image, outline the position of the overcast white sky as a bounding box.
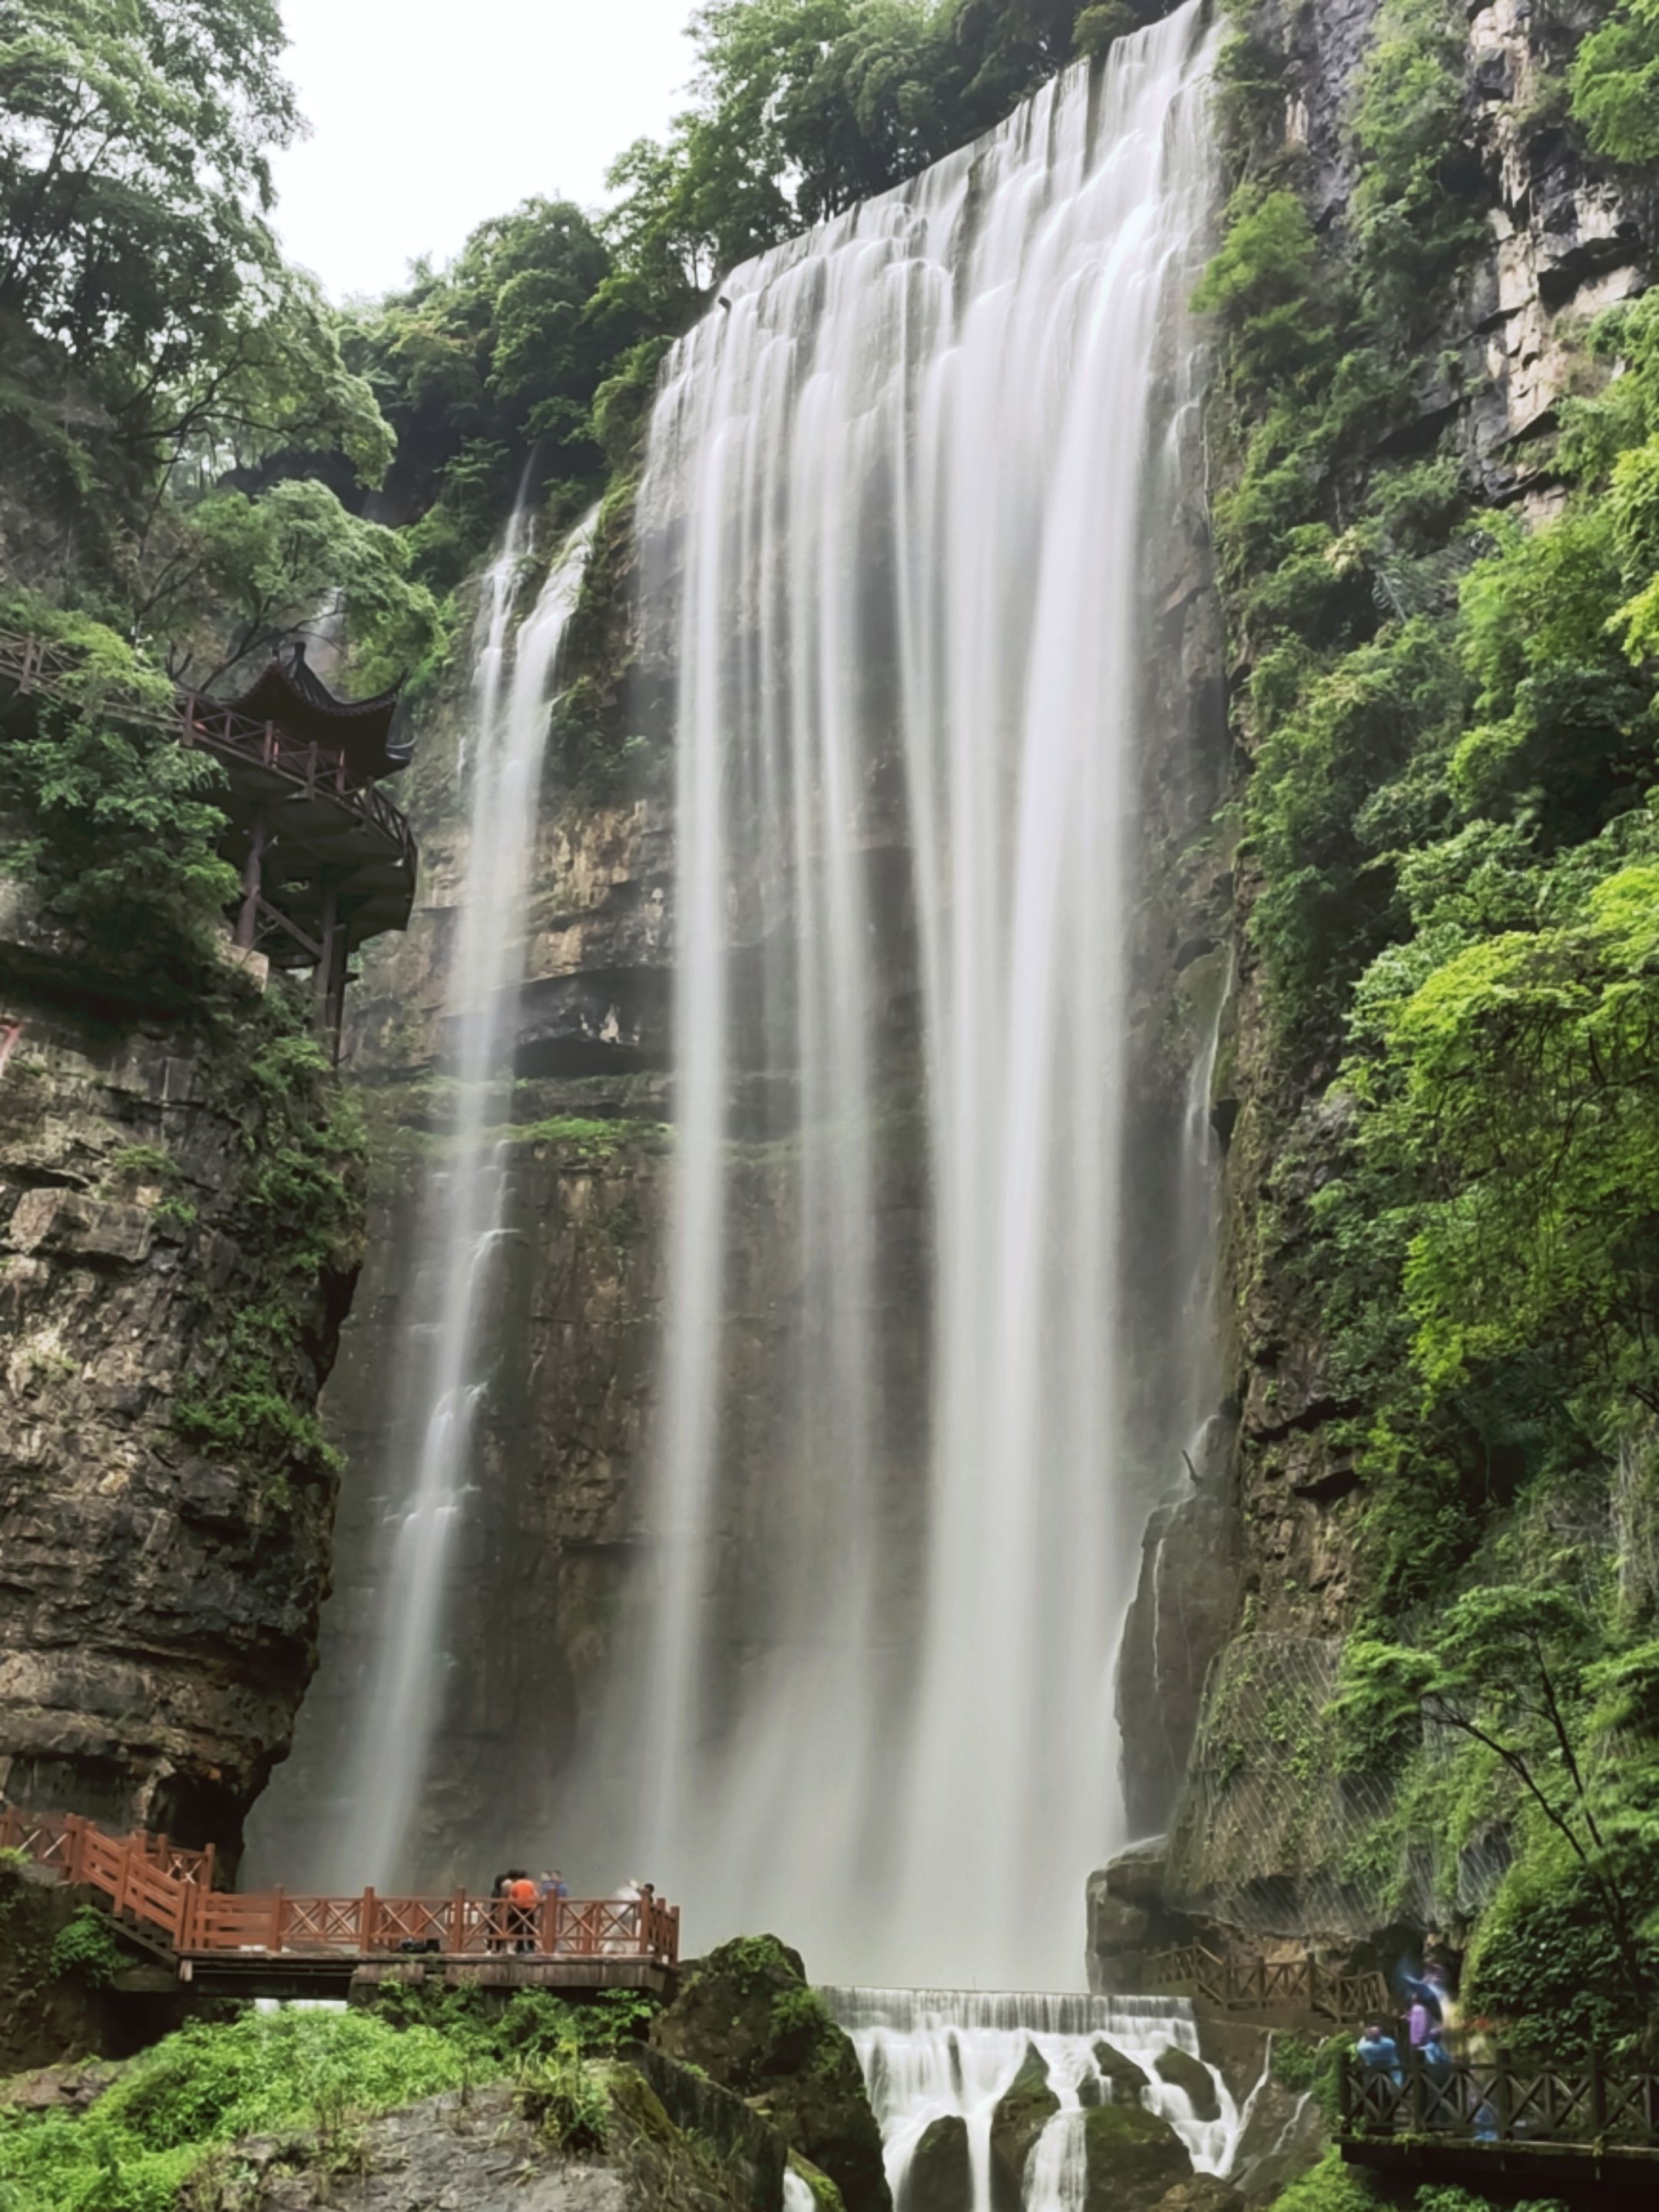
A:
[272,0,699,302]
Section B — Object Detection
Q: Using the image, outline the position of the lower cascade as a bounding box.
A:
[829,1988,1254,2210]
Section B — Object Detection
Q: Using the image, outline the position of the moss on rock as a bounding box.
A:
[988,2044,1059,2210]
[1153,2045,1221,2124]
[1081,2099,1193,2212]
[651,1936,890,2212]
[899,2114,970,2212]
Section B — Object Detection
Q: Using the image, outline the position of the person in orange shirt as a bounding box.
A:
[506,1869,540,1952]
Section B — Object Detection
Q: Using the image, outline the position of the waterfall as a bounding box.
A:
[253,508,597,1891]
[829,1987,1250,2211]
[597,0,1220,1987]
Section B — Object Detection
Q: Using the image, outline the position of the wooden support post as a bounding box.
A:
[269,1887,286,1954]
[360,1888,376,1952]
[1589,2048,1608,2139]
[312,879,339,1033]
[449,1890,466,1955]
[1408,2048,1427,2134]
[236,812,269,949]
[1494,2053,1513,2142]
[64,1813,86,1885]
[1336,2054,1353,2134]
[202,1842,217,1892]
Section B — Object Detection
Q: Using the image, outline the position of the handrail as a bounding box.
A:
[0,631,416,875]
[1145,1942,1390,2023]
[0,1805,679,1969]
[1339,2049,1659,2153]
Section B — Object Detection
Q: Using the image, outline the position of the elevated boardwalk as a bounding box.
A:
[1337,2050,1659,2200]
[0,1809,678,2002]
[1146,1942,1390,2025]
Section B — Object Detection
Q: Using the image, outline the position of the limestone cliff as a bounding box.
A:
[1147,0,1659,1952]
[0,951,362,1855]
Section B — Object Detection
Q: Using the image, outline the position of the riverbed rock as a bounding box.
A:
[899,2115,972,2212]
[1090,2038,1151,2105]
[1151,2180,1246,2212]
[650,1936,891,2212]
[988,2045,1060,2210]
[1227,2078,1328,2205]
[1153,2045,1221,2124]
[1081,2101,1193,2212]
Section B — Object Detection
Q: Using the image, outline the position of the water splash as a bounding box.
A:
[598,0,1221,1985]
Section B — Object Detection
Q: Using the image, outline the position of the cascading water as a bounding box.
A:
[830,1988,1259,2212]
[251,509,597,1891]
[588,0,1222,1986]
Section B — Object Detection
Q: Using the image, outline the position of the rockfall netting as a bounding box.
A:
[1163,1634,1513,1939]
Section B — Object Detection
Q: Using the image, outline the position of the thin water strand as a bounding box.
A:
[329,510,598,1887]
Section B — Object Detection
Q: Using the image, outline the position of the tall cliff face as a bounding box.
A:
[0,956,361,1855]
[1144,0,1659,1953]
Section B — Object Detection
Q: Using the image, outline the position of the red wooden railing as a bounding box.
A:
[0,1806,679,1969]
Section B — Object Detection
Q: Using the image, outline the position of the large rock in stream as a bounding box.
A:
[988,2045,1059,2210]
[1153,2045,1221,2124]
[1081,2101,1193,2212]
[899,2115,971,2212]
[651,1936,890,2212]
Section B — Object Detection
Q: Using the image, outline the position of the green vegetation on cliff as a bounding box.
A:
[1203,0,1659,2057]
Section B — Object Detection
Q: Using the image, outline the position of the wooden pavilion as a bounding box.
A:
[0,631,419,1057]
[202,645,417,1055]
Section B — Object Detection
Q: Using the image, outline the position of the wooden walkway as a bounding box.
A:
[1145,1942,1390,2024]
[1337,2050,1659,2197]
[1,1809,679,2001]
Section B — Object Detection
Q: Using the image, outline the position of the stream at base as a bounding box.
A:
[827,1988,1262,2210]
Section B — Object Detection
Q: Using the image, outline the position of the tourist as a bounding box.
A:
[1356,2018,1402,2098]
[538,1868,568,1953]
[507,1868,541,1952]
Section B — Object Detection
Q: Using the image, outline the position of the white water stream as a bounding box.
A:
[591,2,1220,1985]
[832,1988,1253,2211]
[310,510,596,1888]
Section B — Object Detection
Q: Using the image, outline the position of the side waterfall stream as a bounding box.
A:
[579,0,1222,1986]
[247,511,598,1889]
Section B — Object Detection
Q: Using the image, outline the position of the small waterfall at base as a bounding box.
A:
[257,508,597,1892]
[828,1988,1254,2212]
[582,0,1221,1988]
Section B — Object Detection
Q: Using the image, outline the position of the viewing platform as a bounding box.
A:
[1337,2047,1659,2201]
[0,1809,678,2005]
[0,631,419,1057]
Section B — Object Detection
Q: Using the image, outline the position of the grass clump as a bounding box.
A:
[0,2009,472,2212]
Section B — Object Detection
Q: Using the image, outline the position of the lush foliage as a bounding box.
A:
[1198,0,1659,2061]
[0,2008,473,2211]
[0,1990,664,2210]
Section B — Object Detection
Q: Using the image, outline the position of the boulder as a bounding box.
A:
[1151,2181,1246,2212]
[1091,2038,1151,2105]
[651,1936,891,2212]
[1227,2078,1328,2205]
[1153,2047,1221,2124]
[988,2045,1059,2210]
[899,2115,971,2212]
[1081,2101,1193,2212]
